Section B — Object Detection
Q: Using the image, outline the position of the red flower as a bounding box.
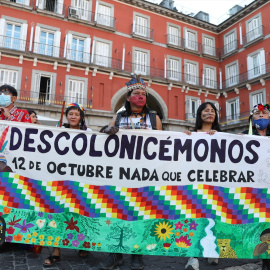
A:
[83,241,90,249]
[184,219,189,224]
[163,243,171,249]
[8,216,21,226]
[92,242,96,246]
[6,226,15,234]
[258,104,265,111]
[64,217,79,232]
[62,239,70,246]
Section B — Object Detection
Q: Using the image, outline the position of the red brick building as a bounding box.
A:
[0,0,269,132]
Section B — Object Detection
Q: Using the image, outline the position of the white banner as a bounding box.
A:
[1,121,270,188]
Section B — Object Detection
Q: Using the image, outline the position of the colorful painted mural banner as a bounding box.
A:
[0,121,269,259]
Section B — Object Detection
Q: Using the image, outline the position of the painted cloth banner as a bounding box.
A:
[0,121,269,259]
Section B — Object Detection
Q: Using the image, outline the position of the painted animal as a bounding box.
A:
[217,239,237,258]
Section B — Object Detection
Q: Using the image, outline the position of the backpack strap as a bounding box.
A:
[115,112,122,128]
[149,110,157,130]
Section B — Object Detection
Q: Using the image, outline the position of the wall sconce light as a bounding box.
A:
[153,57,156,61]
[25,76,27,81]
[128,52,131,55]
[114,49,118,53]
[60,81,62,86]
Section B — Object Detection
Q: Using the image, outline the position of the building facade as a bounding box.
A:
[0,0,269,132]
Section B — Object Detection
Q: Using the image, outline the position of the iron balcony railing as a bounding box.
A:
[219,111,251,126]
[3,0,34,7]
[17,90,92,109]
[220,40,238,58]
[131,24,154,41]
[243,25,264,46]
[92,54,121,69]
[66,47,91,64]
[184,39,201,53]
[0,35,30,52]
[223,75,239,89]
[185,113,196,123]
[166,35,184,49]
[202,44,219,58]
[167,70,182,81]
[37,0,66,16]
[33,41,65,58]
[96,13,116,29]
[203,77,217,89]
[68,7,95,22]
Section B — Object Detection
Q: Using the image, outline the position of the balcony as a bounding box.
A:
[243,25,264,47]
[18,90,92,110]
[184,39,201,54]
[167,70,182,81]
[66,48,91,64]
[95,13,116,31]
[220,111,250,126]
[202,44,219,59]
[1,0,34,9]
[166,35,184,50]
[92,54,121,70]
[203,77,217,89]
[68,7,95,23]
[220,40,238,59]
[185,113,196,123]
[0,35,30,52]
[131,24,154,42]
[33,41,65,59]
[223,75,239,89]
[184,73,201,86]
[36,0,66,16]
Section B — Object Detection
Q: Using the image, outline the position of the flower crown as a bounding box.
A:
[66,103,85,112]
[251,103,270,115]
[125,74,147,95]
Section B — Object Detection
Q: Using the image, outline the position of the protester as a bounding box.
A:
[27,109,41,124]
[184,102,221,270]
[101,74,162,270]
[0,84,31,123]
[43,103,91,267]
[241,103,270,270]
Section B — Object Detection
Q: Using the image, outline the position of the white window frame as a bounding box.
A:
[202,34,215,56]
[226,98,240,124]
[247,49,265,80]
[245,13,262,43]
[133,47,150,76]
[65,75,88,105]
[133,12,150,38]
[167,23,180,46]
[167,56,181,81]
[225,60,239,87]
[184,59,198,85]
[224,28,237,55]
[185,96,201,122]
[203,64,216,89]
[0,16,28,52]
[70,0,92,21]
[65,31,91,64]
[184,28,198,51]
[37,0,64,15]
[249,89,266,109]
[96,1,114,28]
[33,24,61,58]
[205,99,219,111]
[0,64,22,90]
[93,37,112,68]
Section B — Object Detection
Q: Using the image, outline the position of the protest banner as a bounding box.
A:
[0,121,269,259]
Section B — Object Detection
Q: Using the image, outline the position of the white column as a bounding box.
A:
[164,57,167,78]
[219,70,222,89]
[122,44,125,70]
[94,0,99,21]
[29,24,34,52]
[239,24,243,45]
[91,39,95,63]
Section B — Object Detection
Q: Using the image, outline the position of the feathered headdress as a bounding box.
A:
[251,103,270,115]
[66,103,85,111]
[125,74,147,95]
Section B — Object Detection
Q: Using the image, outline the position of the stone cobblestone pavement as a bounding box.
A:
[0,243,262,270]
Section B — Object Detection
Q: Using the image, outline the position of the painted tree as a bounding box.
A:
[106,222,137,252]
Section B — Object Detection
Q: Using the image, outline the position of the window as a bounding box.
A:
[185,29,197,51]
[71,0,91,21]
[226,62,238,87]
[203,35,215,56]
[205,99,219,111]
[250,89,265,108]
[33,25,61,57]
[224,29,237,54]
[95,40,110,67]
[226,98,240,123]
[185,61,198,85]
[96,2,114,27]
[246,14,262,43]
[204,66,216,89]
[0,18,28,51]
[133,48,149,75]
[167,24,180,46]
[65,32,91,64]
[185,96,201,122]
[37,0,64,15]
[68,79,85,104]
[167,57,181,81]
[0,68,18,88]
[133,13,150,39]
[247,49,265,79]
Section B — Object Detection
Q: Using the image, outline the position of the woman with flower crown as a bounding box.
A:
[43,103,91,267]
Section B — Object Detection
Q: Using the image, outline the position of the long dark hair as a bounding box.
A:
[63,106,86,130]
[194,102,221,131]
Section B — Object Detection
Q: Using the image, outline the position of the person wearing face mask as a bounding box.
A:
[0,84,31,123]
[242,104,270,136]
[101,75,162,270]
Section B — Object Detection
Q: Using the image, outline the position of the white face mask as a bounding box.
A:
[0,93,12,107]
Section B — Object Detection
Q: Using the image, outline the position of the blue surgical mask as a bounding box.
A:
[253,118,270,130]
[0,93,12,107]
